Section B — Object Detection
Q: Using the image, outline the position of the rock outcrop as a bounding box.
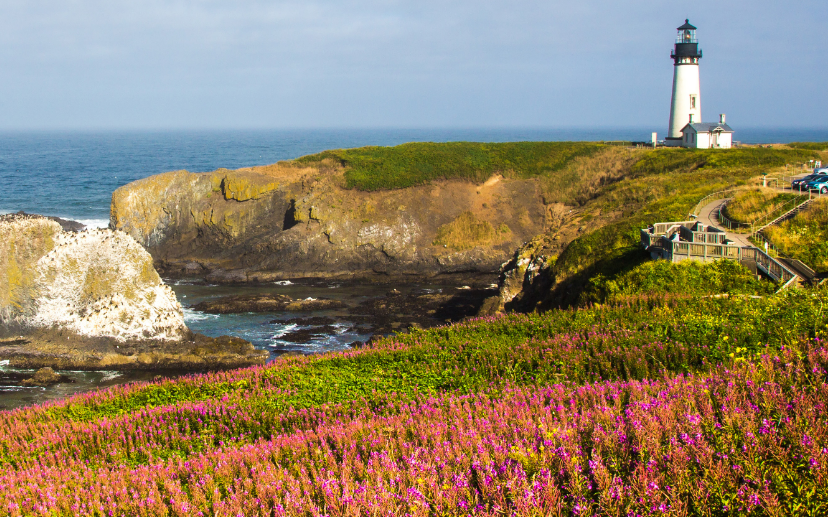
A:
[110,163,549,283]
[0,213,267,370]
[21,367,65,387]
[1,214,186,341]
[192,294,346,314]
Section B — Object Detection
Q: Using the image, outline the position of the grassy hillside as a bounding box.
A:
[764,198,828,273]
[585,259,776,301]
[1,288,827,514]
[722,188,799,225]
[787,141,828,151]
[522,147,818,307]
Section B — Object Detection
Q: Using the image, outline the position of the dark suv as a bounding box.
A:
[793,171,828,190]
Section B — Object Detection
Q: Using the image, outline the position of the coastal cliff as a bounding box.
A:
[0,213,266,369]
[110,160,549,283]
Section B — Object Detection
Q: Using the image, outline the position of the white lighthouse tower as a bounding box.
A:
[665,20,703,146]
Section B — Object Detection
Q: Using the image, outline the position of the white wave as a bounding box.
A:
[273,280,293,286]
[172,280,216,287]
[182,307,220,322]
[99,371,122,382]
[0,360,9,366]
[303,297,317,301]
[270,324,298,339]
[0,212,110,230]
[76,219,111,229]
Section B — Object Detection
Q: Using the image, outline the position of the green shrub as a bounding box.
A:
[586,259,775,301]
[787,142,828,151]
[432,211,496,250]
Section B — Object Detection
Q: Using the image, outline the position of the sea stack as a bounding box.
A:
[0,213,267,370]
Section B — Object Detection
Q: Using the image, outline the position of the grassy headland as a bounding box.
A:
[787,141,828,151]
[297,141,622,190]
[499,146,817,307]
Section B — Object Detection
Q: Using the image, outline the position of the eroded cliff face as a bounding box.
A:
[0,214,266,369]
[111,162,550,283]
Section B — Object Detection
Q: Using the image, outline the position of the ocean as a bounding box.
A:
[2,127,827,408]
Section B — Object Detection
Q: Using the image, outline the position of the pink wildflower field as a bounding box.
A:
[1,294,827,516]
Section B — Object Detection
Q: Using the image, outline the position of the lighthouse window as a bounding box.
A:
[690,95,697,109]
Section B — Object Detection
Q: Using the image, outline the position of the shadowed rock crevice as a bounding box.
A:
[282,200,299,231]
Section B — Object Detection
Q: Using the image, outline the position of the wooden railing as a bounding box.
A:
[668,241,798,287]
[671,241,743,261]
[717,197,812,236]
[743,247,798,284]
[689,189,740,219]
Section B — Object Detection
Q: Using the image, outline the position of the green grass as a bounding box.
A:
[41,287,828,427]
[538,147,819,306]
[630,147,816,177]
[723,188,800,225]
[585,259,776,301]
[432,211,499,250]
[764,198,828,273]
[296,141,608,190]
[787,142,828,151]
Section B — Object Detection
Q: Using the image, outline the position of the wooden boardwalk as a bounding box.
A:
[695,198,753,247]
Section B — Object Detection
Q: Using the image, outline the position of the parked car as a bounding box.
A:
[805,175,828,194]
[792,174,820,190]
[816,167,828,174]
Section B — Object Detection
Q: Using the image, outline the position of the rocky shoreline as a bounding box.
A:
[186,282,501,342]
[0,330,266,371]
[192,294,346,314]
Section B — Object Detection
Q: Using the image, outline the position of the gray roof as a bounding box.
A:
[684,122,734,133]
[677,20,697,30]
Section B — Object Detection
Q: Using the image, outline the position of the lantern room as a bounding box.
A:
[671,19,702,64]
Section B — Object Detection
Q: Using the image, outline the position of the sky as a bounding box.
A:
[0,0,825,130]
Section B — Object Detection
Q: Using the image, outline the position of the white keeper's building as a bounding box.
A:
[681,114,734,149]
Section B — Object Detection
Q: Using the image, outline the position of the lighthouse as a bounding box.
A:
[665,20,702,146]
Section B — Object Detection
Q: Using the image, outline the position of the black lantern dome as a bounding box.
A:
[671,19,702,64]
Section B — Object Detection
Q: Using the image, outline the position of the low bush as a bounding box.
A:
[433,211,499,250]
[585,259,776,300]
[787,141,828,151]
